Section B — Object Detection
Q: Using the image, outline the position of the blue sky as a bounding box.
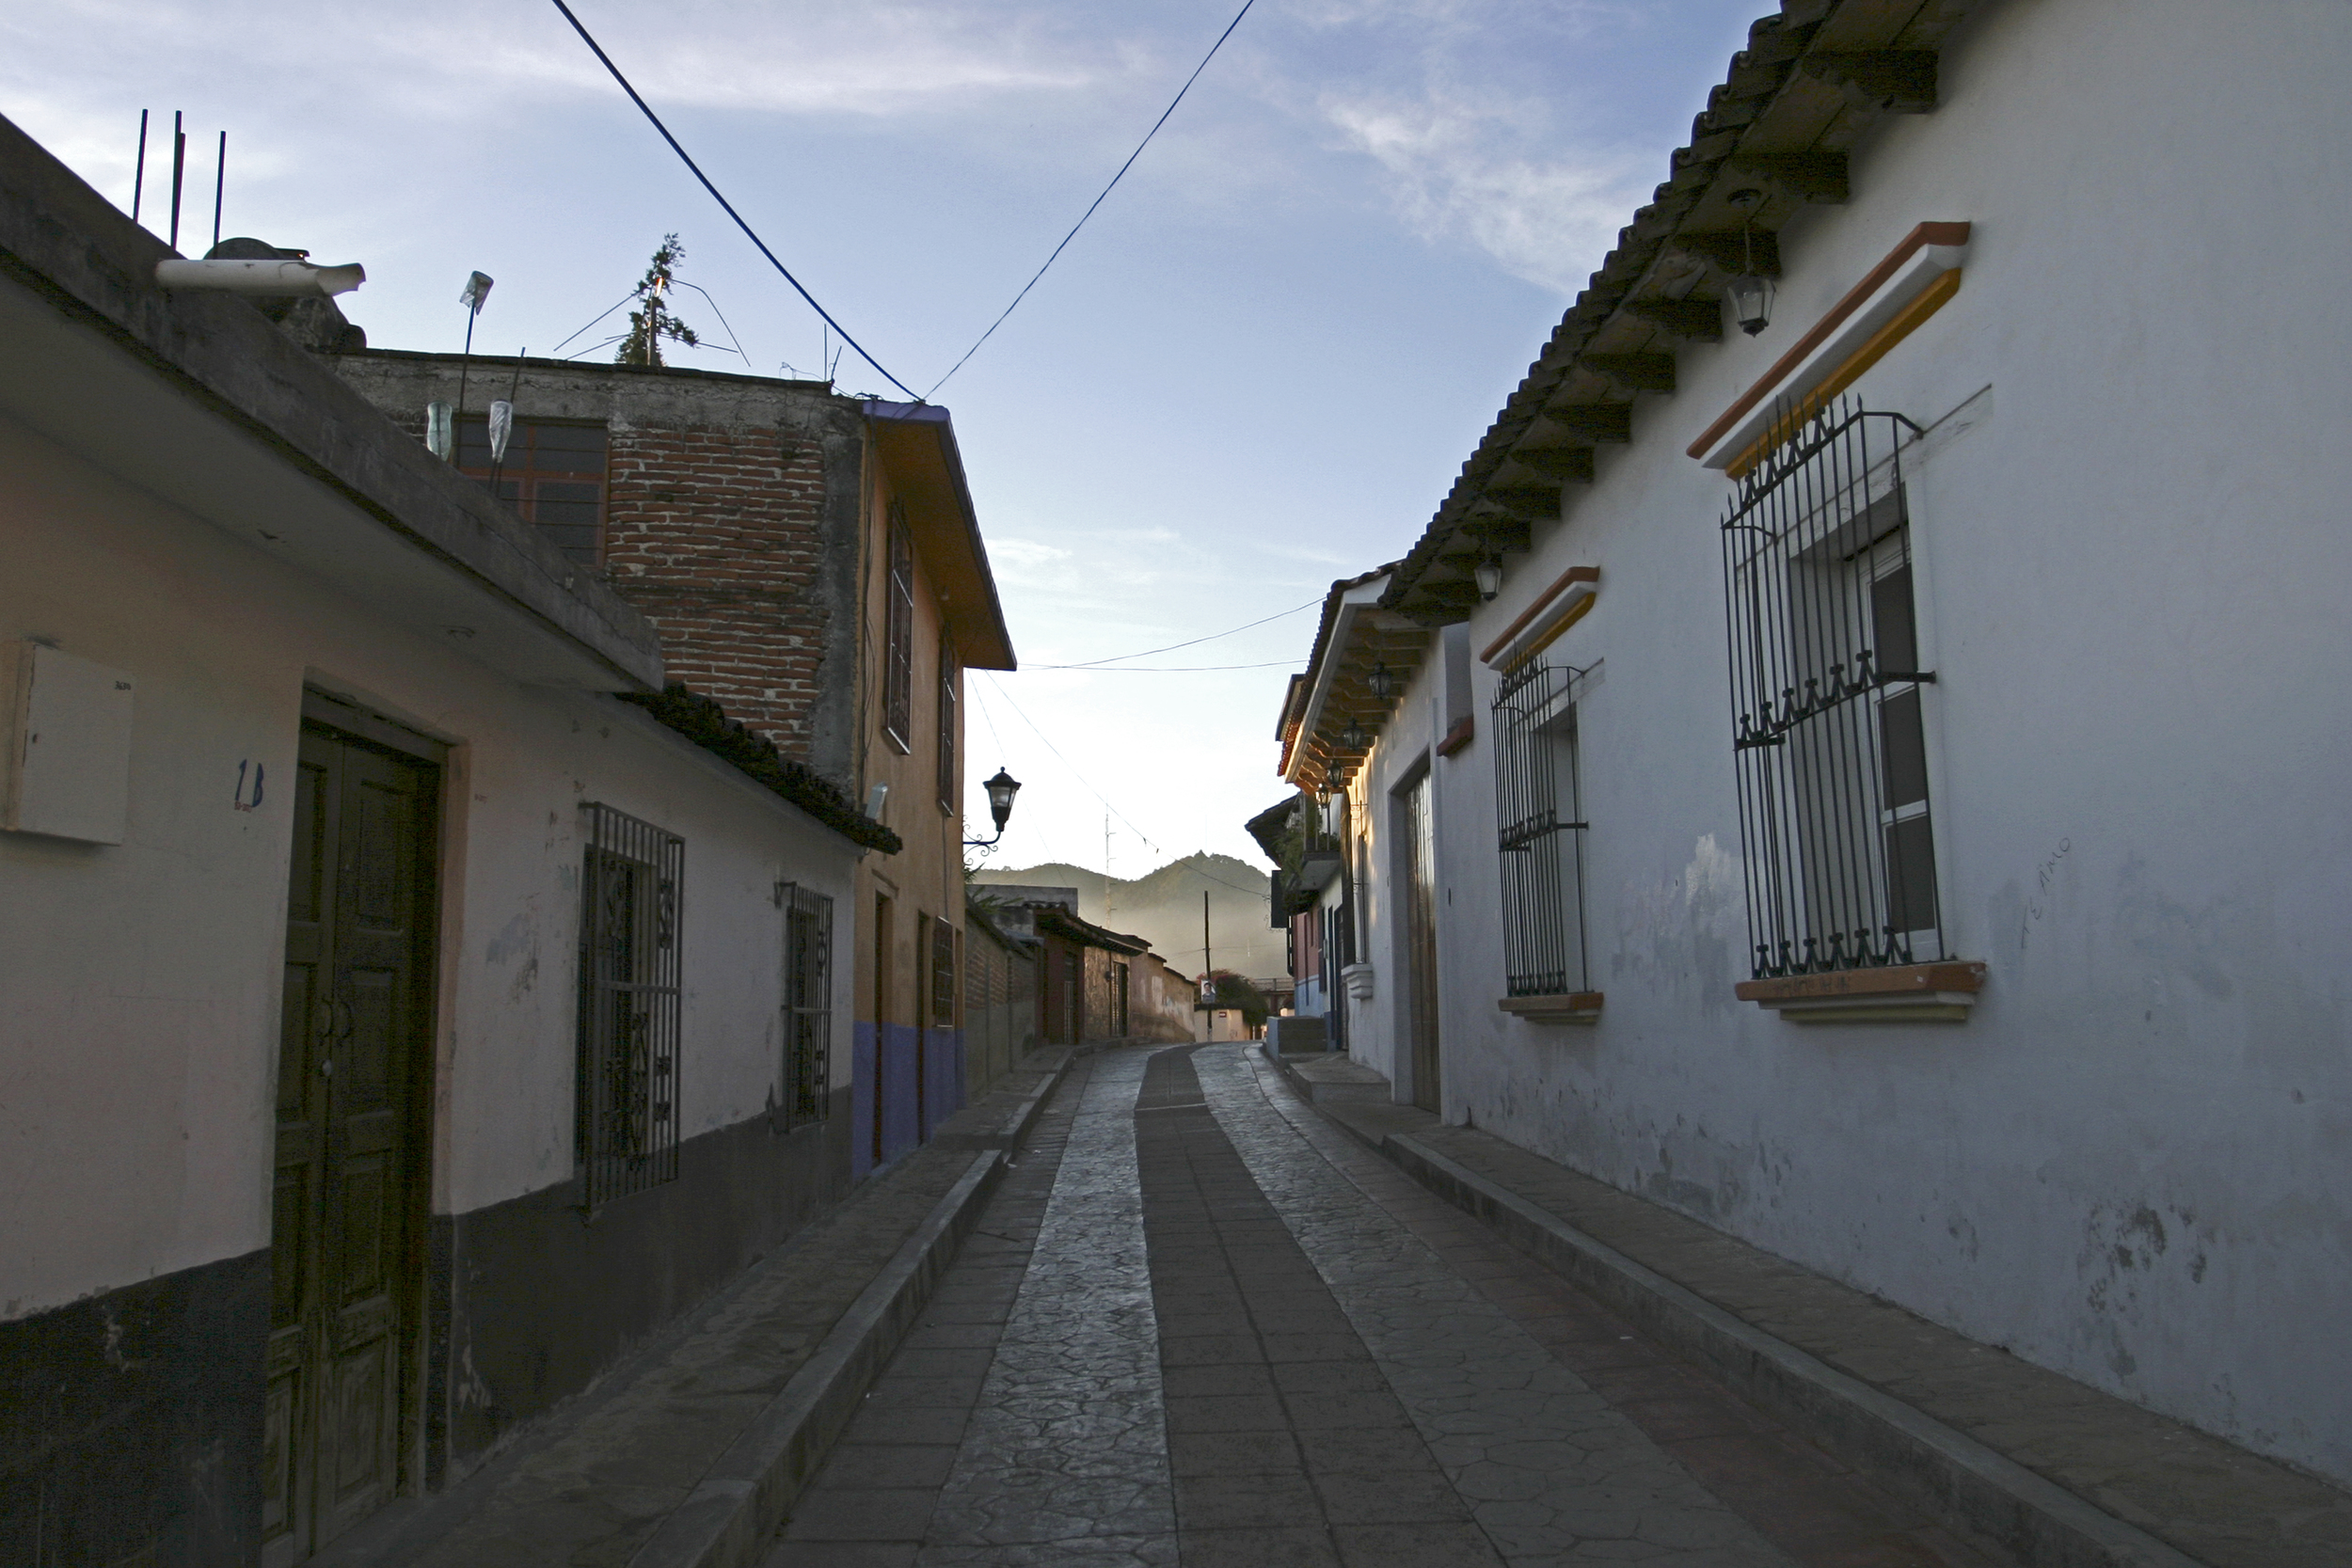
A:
[6,0,1762,873]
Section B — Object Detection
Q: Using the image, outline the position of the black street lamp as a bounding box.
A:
[966,768,1022,847]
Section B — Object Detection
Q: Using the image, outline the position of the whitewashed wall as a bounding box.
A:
[1362,0,2352,1484]
[0,411,857,1320]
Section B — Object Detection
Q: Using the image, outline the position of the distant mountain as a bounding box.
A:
[972,852,1283,981]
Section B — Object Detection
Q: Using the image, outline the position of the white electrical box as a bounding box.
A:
[2,642,134,844]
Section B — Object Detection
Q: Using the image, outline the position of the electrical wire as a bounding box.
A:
[923,0,1259,399]
[547,0,924,403]
[1029,659,1297,673]
[1036,594,1321,669]
[977,673,1274,901]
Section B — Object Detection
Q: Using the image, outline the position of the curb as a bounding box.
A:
[1369,1130,2204,1568]
[627,1052,1076,1568]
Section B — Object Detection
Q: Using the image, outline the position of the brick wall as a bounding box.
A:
[602,421,835,758]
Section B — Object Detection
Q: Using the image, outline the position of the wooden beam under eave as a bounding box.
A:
[1458,515,1533,553]
[1509,445,1597,483]
[1538,403,1633,445]
[1802,51,1937,113]
[1623,297,1723,343]
[1727,150,1850,204]
[1485,485,1562,523]
[1671,229,1781,278]
[1582,354,1676,395]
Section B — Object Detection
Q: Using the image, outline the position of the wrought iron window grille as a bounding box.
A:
[1719,396,1944,980]
[883,509,915,752]
[781,882,834,1130]
[1492,656,1591,998]
[577,802,684,1207]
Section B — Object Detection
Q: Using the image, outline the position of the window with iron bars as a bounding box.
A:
[937,635,958,813]
[1492,657,1589,997]
[931,919,958,1027]
[883,511,914,752]
[1719,397,1941,978]
[577,803,683,1205]
[781,883,833,1129]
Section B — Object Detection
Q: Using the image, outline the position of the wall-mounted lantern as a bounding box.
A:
[1474,555,1503,601]
[1726,189,1773,337]
[1368,662,1399,701]
[1338,717,1371,751]
[964,767,1022,847]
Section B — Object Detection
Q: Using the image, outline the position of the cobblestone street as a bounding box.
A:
[767,1046,2011,1568]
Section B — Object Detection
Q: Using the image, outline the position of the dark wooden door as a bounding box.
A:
[265,725,436,1564]
[1404,772,1443,1113]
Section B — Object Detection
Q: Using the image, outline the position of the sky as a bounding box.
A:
[4,0,1764,877]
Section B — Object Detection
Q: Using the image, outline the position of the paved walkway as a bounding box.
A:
[768,1045,2009,1568]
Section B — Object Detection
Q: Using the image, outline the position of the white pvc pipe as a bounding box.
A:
[154,259,365,297]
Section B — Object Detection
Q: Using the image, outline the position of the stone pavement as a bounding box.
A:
[310,1052,1075,1568]
[768,1045,2011,1568]
[1276,1057,2352,1568]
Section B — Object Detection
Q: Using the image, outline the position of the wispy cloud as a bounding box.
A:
[1320,90,1651,294]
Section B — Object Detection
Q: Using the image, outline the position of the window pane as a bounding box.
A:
[455,418,495,467]
[531,426,609,472]
[1871,563,1919,675]
[1878,689,1930,808]
[1884,815,1939,934]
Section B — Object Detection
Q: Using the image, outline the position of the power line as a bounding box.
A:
[1029,659,1298,673]
[978,673,1162,855]
[978,674,1273,899]
[547,0,924,403]
[1040,594,1321,670]
[923,0,1260,400]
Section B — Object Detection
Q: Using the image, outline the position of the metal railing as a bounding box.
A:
[577,802,684,1206]
[1719,397,1943,977]
[781,882,833,1129]
[1492,657,1589,997]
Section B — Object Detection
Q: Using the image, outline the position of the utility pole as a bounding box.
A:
[1202,890,1212,979]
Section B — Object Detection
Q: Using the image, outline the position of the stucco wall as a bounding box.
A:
[1356,0,2352,1481]
[0,406,858,1318]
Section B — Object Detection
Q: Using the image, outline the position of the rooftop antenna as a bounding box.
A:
[167,111,185,251]
[131,111,148,225]
[487,348,524,500]
[210,132,226,252]
[453,271,494,463]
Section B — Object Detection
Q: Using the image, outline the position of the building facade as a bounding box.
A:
[1270,0,2352,1489]
[0,117,888,1563]
[332,356,1017,1183]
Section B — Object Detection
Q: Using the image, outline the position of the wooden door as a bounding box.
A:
[1404,772,1443,1113]
[265,725,436,1564]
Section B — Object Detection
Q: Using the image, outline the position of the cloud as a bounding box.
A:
[1321,90,1652,294]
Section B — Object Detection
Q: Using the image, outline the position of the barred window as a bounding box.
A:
[1720,398,1942,978]
[458,416,607,564]
[937,635,959,813]
[884,512,914,752]
[1492,658,1589,997]
[930,919,958,1026]
[577,803,682,1205]
[781,884,833,1128]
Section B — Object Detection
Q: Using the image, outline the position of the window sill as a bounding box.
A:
[1735,961,1985,1023]
[1498,991,1603,1025]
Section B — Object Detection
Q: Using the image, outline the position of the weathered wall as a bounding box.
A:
[0,400,861,1533]
[331,356,865,784]
[1365,0,2352,1482]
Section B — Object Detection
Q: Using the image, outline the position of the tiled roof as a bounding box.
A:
[1380,0,1978,623]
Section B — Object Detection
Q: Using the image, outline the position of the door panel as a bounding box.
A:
[264,723,435,1564]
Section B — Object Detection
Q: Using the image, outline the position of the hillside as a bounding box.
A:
[972,852,1282,980]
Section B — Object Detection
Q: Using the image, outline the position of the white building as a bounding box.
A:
[0,119,878,1562]
[1276,0,2352,1488]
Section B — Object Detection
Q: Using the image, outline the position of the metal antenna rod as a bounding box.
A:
[211,133,226,250]
[132,111,147,224]
[168,112,185,250]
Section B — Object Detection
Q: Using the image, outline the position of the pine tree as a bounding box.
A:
[615,234,702,367]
